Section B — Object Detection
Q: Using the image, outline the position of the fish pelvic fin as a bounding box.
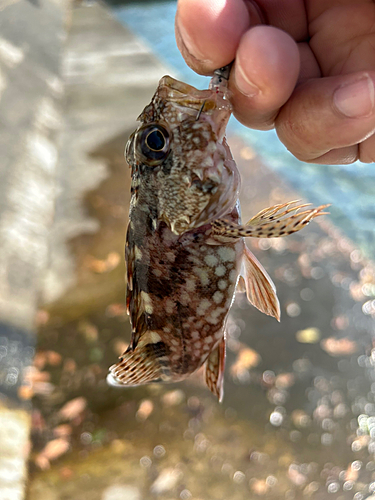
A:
[212,201,330,238]
[240,245,280,321]
[205,336,226,402]
[108,334,170,387]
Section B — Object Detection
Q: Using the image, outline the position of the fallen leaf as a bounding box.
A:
[53,424,72,438]
[162,390,185,407]
[136,399,154,422]
[85,252,120,273]
[151,467,182,495]
[275,373,295,389]
[106,303,126,317]
[35,438,70,467]
[296,327,321,344]
[78,321,98,342]
[59,397,87,421]
[321,337,357,357]
[230,346,261,379]
[46,351,62,366]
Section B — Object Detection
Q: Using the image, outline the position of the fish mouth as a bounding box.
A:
[157,75,232,139]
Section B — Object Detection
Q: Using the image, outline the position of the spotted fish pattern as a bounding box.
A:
[107,73,328,401]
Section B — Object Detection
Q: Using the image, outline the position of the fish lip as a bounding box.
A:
[158,75,231,114]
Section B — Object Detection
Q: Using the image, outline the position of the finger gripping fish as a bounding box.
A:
[107,68,329,401]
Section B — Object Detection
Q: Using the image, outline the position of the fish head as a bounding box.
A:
[125,76,240,235]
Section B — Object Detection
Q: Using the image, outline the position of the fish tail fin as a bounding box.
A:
[205,337,226,402]
[107,335,170,387]
[240,245,280,321]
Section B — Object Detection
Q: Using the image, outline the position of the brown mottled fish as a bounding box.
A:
[107,66,329,401]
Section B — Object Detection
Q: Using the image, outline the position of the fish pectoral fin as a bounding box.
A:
[241,245,280,321]
[205,336,226,402]
[108,337,170,387]
[212,201,330,238]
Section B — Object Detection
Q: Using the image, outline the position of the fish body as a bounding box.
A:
[108,74,328,400]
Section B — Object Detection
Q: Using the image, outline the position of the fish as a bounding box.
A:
[107,66,329,401]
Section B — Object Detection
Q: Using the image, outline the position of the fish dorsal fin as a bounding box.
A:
[241,245,280,321]
[205,336,226,402]
[108,336,170,387]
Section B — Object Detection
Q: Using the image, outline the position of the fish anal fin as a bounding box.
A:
[241,245,280,321]
[237,275,246,293]
[205,336,226,402]
[108,336,169,387]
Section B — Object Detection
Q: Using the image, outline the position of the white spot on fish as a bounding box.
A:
[218,247,235,262]
[201,156,214,168]
[207,141,217,154]
[193,266,209,286]
[165,299,175,314]
[185,278,196,292]
[213,291,224,304]
[150,332,161,343]
[215,265,226,277]
[204,254,219,267]
[229,269,238,282]
[141,291,153,314]
[207,315,219,325]
[197,299,211,316]
[191,331,199,339]
[134,246,142,260]
[210,307,226,319]
[180,291,190,306]
[189,255,202,266]
[166,252,175,262]
[153,268,162,277]
[218,279,227,290]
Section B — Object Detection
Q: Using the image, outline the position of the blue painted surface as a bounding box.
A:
[113,1,375,258]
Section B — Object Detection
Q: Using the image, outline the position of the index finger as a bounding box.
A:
[175,0,308,75]
[175,0,254,75]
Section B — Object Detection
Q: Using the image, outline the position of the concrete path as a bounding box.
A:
[0,0,66,498]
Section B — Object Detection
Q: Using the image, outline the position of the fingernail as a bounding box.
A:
[234,59,260,97]
[334,75,375,118]
[176,21,212,64]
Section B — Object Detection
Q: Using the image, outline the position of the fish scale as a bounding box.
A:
[107,66,328,401]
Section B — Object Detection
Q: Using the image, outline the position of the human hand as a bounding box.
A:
[175,0,375,164]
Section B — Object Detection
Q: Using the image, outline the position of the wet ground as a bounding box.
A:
[23,2,375,500]
[27,128,375,499]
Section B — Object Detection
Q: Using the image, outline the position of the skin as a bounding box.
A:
[175,0,375,164]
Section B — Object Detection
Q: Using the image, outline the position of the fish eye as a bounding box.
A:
[146,129,165,151]
[136,124,171,165]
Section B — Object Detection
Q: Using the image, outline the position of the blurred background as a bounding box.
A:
[1,1,375,499]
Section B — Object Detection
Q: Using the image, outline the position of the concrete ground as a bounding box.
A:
[0,0,65,498]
